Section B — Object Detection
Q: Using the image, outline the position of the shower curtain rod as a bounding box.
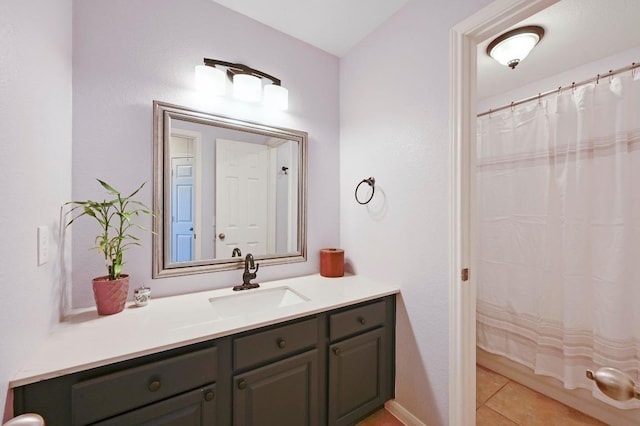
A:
[477,61,640,118]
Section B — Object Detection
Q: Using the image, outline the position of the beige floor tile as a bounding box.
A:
[486,381,606,426]
[356,409,404,426]
[476,405,518,426]
[476,365,510,405]
[560,408,609,426]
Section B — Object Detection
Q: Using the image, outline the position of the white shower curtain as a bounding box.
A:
[476,71,640,408]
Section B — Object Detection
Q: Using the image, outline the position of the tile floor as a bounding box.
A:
[356,408,404,426]
[476,365,607,426]
[356,365,609,426]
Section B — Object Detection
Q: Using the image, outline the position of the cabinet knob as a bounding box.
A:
[277,338,286,349]
[148,380,161,392]
[238,379,247,390]
[333,347,341,356]
[204,390,215,401]
[358,316,366,325]
[218,233,225,240]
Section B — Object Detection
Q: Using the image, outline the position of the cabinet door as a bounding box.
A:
[328,328,386,426]
[233,350,318,426]
[93,385,216,426]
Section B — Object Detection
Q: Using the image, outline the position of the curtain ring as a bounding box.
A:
[355,177,375,205]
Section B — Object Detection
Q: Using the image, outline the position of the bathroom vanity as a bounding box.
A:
[11,274,398,426]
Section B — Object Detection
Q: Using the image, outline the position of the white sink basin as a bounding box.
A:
[208,286,310,320]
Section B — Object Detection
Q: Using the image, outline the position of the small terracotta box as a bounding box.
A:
[320,248,344,277]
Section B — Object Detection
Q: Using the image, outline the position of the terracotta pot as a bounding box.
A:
[92,274,129,315]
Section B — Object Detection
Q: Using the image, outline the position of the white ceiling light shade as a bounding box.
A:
[196,59,289,110]
[233,73,262,102]
[263,84,289,110]
[487,26,544,69]
[194,64,226,95]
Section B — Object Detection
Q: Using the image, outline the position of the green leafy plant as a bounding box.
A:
[65,179,153,280]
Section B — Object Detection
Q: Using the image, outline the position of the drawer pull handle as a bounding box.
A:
[277,338,286,349]
[333,347,341,356]
[148,380,161,392]
[358,316,366,325]
[238,379,247,390]
[204,390,215,401]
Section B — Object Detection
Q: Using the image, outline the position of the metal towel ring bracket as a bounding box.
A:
[355,177,375,205]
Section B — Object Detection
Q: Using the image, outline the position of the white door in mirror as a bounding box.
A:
[215,139,269,258]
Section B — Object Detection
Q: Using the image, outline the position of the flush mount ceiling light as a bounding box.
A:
[487,25,544,69]
[195,58,289,110]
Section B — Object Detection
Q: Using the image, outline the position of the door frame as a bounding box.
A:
[448,0,558,424]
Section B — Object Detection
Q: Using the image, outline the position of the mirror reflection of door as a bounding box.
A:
[171,157,194,262]
[215,138,269,258]
[170,130,202,262]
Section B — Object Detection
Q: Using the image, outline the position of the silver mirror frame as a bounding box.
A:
[152,101,307,278]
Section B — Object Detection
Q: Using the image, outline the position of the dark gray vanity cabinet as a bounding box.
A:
[13,344,218,426]
[328,300,393,426]
[92,385,216,425]
[14,295,395,426]
[233,350,318,426]
[232,318,319,426]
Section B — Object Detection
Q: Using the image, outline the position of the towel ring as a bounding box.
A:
[355,177,375,205]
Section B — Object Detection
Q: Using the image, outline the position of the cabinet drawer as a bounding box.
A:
[234,318,318,370]
[330,301,385,341]
[72,347,217,425]
[93,385,216,426]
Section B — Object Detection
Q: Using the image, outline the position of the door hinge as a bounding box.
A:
[461,268,469,282]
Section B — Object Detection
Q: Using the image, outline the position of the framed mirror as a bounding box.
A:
[152,101,307,278]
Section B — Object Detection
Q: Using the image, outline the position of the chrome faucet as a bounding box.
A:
[233,253,260,291]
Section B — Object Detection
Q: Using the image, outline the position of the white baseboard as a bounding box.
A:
[384,400,426,426]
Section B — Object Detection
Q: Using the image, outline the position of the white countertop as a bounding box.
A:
[11,274,399,387]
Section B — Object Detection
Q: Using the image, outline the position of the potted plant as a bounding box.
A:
[66,179,153,315]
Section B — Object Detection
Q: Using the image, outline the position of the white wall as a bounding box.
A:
[72,0,340,307]
[0,0,72,420]
[478,45,640,112]
[339,0,492,424]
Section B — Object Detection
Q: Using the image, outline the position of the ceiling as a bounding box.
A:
[211,0,640,99]
[477,0,640,100]
[210,0,409,57]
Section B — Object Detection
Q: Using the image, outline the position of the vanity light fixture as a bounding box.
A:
[487,25,544,69]
[195,58,289,110]
[233,73,262,102]
[195,64,226,95]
